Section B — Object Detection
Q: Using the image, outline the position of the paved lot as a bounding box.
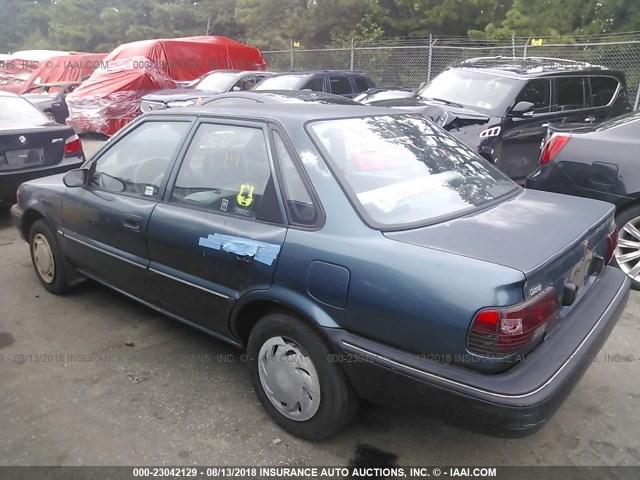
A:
[0,138,639,467]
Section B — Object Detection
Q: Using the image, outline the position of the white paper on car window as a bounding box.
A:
[356,171,462,213]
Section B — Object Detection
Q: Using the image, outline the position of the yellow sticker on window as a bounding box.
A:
[237,184,255,207]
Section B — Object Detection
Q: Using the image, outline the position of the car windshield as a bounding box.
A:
[418,69,521,114]
[254,75,306,90]
[0,96,50,127]
[307,115,517,228]
[195,72,240,92]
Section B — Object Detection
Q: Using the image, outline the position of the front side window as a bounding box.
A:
[554,77,587,111]
[308,115,517,228]
[329,76,352,95]
[302,77,325,92]
[354,76,371,92]
[515,79,551,114]
[171,123,280,222]
[91,121,189,197]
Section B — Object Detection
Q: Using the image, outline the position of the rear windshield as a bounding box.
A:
[307,115,517,228]
[254,75,307,90]
[195,72,240,92]
[0,96,49,127]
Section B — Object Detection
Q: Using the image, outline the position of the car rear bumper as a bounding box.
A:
[322,265,629,437]
[0,155,83,204]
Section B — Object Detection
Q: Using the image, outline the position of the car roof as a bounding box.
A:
[203,90,361,105]
[0,91,18,97]
[452,56,624,79]
[267,70,371,77]
[147,102,400,124]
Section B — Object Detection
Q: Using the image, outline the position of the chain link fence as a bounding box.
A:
[263,36,640,106]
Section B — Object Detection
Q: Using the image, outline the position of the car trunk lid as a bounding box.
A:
[0,123,74,172]
[384,188,615,304]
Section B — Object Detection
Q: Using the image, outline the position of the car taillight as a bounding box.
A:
[539,133,570,166]
[604,220,618,264]
[64,134,83,155]
[468,287,560,357]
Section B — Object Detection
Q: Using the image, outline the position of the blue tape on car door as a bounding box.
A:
[198,234,281,266]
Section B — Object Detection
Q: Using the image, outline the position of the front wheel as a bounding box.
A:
[29,219,70,294]
[247,312,359,440]
[614,205,640,290]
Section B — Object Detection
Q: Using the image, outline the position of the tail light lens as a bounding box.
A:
[64,134,83,156]
[604,220,618,264]
[468,287,560,357]
[539,133,570,165]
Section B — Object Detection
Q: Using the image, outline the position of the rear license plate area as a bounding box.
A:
[3,148,44,169]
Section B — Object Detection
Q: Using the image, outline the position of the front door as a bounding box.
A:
[146,120,287,335]
[500,78,555,181]
[60,119,192,301]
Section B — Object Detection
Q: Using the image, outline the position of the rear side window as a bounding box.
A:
[354,77,371,93]
[515,79,551,113]
[302,77,325,92]
[273,131,318,226]
[0,96,49,127]
[589,76,619,106]
[329,76,352,95]
[554,77,587,111]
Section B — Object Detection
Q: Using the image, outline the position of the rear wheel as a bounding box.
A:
[29,219,70,294]
[247,312,359,440]
[613,205,640,290]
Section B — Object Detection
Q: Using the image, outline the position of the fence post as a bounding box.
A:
[290,39,294,70]
[350,36,354,71]
[511,35,515,58]
[427,34,433,82]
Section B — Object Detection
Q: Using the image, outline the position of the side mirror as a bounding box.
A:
[63,168,89,188]
[418,81,427,91]
[510,101,535,117]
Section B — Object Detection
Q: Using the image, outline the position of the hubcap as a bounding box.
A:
[257,336,321,421]
[615,217,640,282]
[32,234,55,284]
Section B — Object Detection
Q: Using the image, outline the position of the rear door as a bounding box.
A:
[146,119,287,335]
[60,118,192,301]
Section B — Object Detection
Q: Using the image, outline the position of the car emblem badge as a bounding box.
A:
[18,135,27,144]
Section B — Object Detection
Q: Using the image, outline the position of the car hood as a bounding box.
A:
[384,188,613,278]
[142,88,221,103]
[370,97,490,128]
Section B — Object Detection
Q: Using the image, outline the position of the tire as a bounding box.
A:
[247,312,360,440]
[29,219,70,294]
[613,204,640,290]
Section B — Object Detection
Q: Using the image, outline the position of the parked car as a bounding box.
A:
[140,70,275,112]
[22,81,81,124]
[526,110,640,288]
[364,57,631,183]
[11,104,629,439]
[253,70,375,98]
[0,91,84,206]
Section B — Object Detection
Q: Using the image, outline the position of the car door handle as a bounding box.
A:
[222,241,256,263]
[123,214,142,231]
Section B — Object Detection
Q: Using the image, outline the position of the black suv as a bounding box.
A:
[253,70,375,99]
[365,57,631,183]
